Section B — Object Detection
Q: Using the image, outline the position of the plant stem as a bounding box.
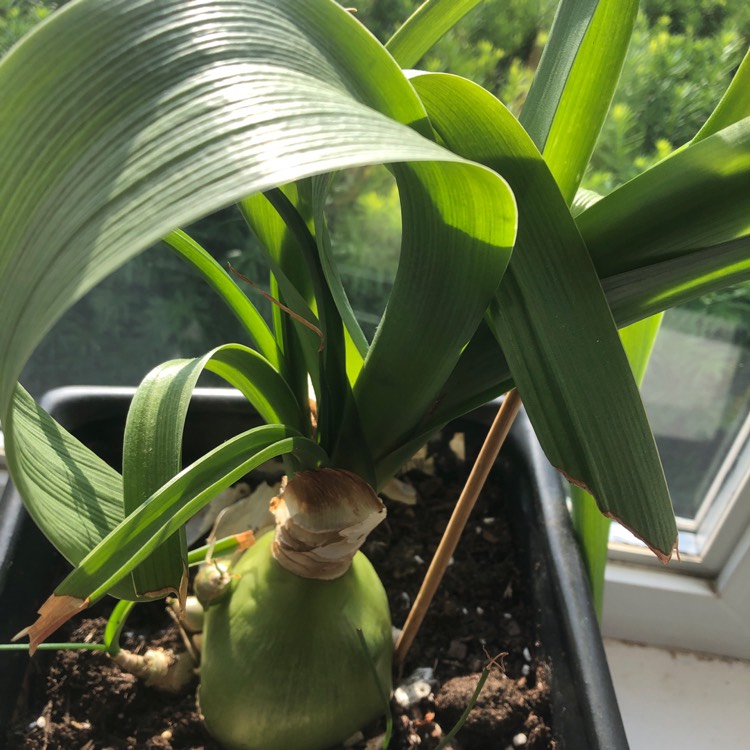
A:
[394,389,523,667]
[0,642,108,652]
[433,654,504,750]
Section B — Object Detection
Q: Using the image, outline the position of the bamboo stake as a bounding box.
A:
[394,389,523,667]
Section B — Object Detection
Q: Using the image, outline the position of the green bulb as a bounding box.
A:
[199,532,392,750]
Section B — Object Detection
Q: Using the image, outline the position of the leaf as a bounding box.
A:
[310,173,369,368]
[385,228,750,463]
[578,117,750,278]
[7,340,306,607]
[412,71,677,559]
[205,345,307,432]
[602,235,750,327]
[618,316,664,386]
[571,314,664,617]
[341,159,516,484]
[121,341,305,597]
[520,0,638,203]
[385,0,485,69]
[262,184,353,453]
[239,186,356,455]
[4,387,126,561]
[162,229,282,369]
[239,189,323,410]
[123,360,195,599]
[0,0,471,412]
[692,47,750,144]
[20,427,327,644]
[0,0,514,546]
[93,428,325,602]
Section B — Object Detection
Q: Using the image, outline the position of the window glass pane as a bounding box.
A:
[20,209,271,399]
[327,166,400,341]
[641,294,750,523]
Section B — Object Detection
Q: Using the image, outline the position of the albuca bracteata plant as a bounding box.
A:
[0,0,748,748]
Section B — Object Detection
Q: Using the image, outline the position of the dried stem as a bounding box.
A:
[394,389,523,668]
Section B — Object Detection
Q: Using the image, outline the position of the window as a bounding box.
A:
[605,302,750,659]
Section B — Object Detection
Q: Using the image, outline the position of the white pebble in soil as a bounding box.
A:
[513,732,528,746]
[393,667,436,708]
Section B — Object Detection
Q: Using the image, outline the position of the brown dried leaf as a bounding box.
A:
[13,594,90,654]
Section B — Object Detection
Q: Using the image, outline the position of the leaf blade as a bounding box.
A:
[0,0,511,543]
[413,71,677,558]
[692,47,750,144]
[0,0,469,413]
[578,117,750,278]
[341,159,517,483]
[385,0,485,69]
[23,428,327,648]
[162,229,282,369]
[571,314,664,617]
[522,0,638,203]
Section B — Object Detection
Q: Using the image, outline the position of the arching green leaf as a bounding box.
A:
[412,71,677,559]
[162,229,282,369]
[385,0,485,69]
[21,427,326,651]
[0,0,515,546]
[692,47,750,144]
[521,0,638,204]
[578,117,750,278]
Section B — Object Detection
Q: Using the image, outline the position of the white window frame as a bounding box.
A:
[603,422,750,659]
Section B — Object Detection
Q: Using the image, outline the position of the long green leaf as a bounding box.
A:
[21,427,326,651]
[121,341,305,597]
[0,0,471,413]
[342,159,516,484]
[238,189,323,408]
[262,185,353,453]
[521,0,638,203]
[413,71,677,559]
[4,386,126,575]
[571,314,663,617]
[0,0,516,549]
[239,187,358,456]
[162,229,282,369]
[402,233,750,451]
[385,0,485,69]
[82,429,325,600]
[123,360,196,598]
[602,235,750,327]
[205,345,307,432]
[692,47,750,144]
[578,117,750,278]
[310,173,369,367]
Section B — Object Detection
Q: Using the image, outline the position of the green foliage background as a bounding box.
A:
[0,0,55,54]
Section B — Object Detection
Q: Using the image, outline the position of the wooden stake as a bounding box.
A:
[394,389,523,668]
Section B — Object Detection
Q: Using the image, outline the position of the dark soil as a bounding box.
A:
[5,437,555,749]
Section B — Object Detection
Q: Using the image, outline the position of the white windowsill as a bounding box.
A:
[603,548,750,660]
[604,638,750,749]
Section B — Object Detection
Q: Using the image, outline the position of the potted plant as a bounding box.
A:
[1,386,629,748]
[0,0,747,748]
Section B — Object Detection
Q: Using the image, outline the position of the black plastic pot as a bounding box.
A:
[0,387,629,749]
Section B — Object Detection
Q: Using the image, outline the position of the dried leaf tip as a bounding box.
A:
[12,594,89,654]
[271,468,386,580]
[603,511,678,565]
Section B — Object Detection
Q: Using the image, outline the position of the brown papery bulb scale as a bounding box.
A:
[270,468,387,580]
